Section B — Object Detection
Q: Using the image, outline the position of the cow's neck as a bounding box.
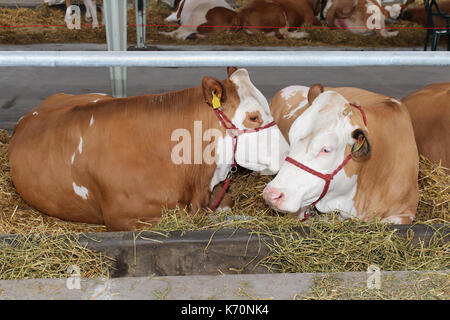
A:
[160,86,233,193]
[121,87,231,197]
[315,176,359,219]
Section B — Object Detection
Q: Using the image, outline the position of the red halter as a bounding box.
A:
[284,103,367,214]
[209,108,277,210]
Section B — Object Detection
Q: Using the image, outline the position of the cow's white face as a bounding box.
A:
[263,91,362,215]
[229,68,273,128]
[229,68,289,174]
[385,4,402,20]
[235,126,290,174]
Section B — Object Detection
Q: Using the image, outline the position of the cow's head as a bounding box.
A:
[326,0,388,35]
[263,85,371,214]
[385,4,402,20]
[326,0,359,27]
[202,67,289,175]
[165,0,185,22]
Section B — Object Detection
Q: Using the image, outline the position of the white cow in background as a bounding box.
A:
[161,0,236,40]
[44,0,101,28]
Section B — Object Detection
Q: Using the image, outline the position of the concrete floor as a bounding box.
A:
[0,270,447,300]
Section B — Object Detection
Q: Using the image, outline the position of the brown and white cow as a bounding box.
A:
[9,67,289,231]
[161,0,323,40]
[402,82,450,169]
[400,0,450,29]
[161,0,237,39]
[273,0,322,26]
[237,0,321,39]
[264,84,419,224]
[325,0,399,37]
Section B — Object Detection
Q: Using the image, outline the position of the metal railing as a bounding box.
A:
[0,51,449,67]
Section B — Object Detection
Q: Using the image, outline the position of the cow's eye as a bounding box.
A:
[318,147,332,156]
[249,115,259,122]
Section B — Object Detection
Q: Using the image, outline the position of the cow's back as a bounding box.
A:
[9,90,219,230]
[402,82,450,169]
[273,0,319,25]
[269,85,310,143]
[9,93,114,224]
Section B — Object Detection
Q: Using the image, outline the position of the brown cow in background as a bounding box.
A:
[400,0,450,28]
[402,82,450,169]
[237,0,321,39]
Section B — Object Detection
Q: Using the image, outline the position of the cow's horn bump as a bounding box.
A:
[343,106,351,116]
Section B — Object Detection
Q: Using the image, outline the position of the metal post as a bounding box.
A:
[135,0,147,49]
[104,0,127,98]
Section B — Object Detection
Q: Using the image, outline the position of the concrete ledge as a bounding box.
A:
[0,270,448,300]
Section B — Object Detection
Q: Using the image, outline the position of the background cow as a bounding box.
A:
[161,0,236,39]
[9,67,288,231]
[265,84,419,224]
[325,0,399,37]
[161,0,322,39]
[237,0,319,39]
[402,82,450,169]
[44,0,102,28]
[400,0,450,28]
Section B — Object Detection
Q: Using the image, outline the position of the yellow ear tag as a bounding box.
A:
[212,91,221,109]
[353,137,366,153]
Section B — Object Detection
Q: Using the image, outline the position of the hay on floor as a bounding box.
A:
[0,231,112,280]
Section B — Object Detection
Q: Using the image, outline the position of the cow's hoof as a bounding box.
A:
[289,31,309,39]
[386,31,399,37]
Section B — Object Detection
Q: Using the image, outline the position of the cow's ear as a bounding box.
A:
[351,129,371,160]
[227,66,238,77]
[307,84,324,105]
[202,76,225,109]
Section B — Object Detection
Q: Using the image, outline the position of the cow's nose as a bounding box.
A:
[263,187,285,205]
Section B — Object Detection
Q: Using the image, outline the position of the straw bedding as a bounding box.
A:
[297,271,449,300]
[0,1,430,48]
